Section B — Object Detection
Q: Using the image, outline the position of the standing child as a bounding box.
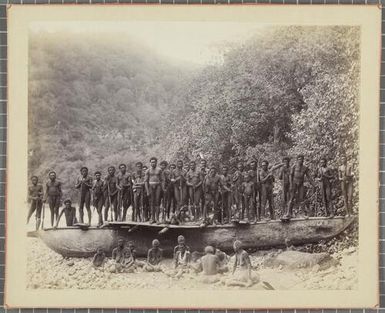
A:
[92,171,104,227]
[54,199,77,227]
[27,176,43,230]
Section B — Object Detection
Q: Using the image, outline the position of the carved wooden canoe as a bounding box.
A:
[28,215,355,258]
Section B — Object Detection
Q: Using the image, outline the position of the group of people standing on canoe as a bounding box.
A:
[27,154,355,230]
[92,235,258,287]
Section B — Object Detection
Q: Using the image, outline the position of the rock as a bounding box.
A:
[66,260,74,266]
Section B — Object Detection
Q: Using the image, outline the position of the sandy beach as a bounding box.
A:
[26,236,358,291]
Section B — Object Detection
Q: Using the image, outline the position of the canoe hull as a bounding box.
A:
[33,216,355,258]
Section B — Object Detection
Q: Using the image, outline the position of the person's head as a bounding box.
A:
[233,240,242,252]
[222,165,228,175]
[152,239,160,248]
[136,162,143,171]
[31,176,38,185]
[160,161,168,171]
[48,171,56,181]
[297,154,304,166]
[342,155,347,164]
[128,241,135,250]
[95,171,101,180]
[177,235,185,246]
[184,163,190,171]
[108,166,115,175]
[170,163,176,170]
[237,162,244,171]
[320,157,327,167]
[176,159,183,169]
[283,157,290,167]
[80,167,88,177]
[209,166,217,176]
[150,157,157,169]
[64,199,72,208]
[143,165,148,171]
[204,246,214,255]
[250,160,257,170]
[200,159,207,168]
[262,160,269,171]
[96,247,104,254]
[189,161,196,171]
[117,238,125,248]
[244,172,250,182]
[119,164,127,173]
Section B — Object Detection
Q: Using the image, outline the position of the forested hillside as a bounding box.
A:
[28,32,192,196]
[29,26,359,201]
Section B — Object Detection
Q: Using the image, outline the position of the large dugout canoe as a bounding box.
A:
[28,215,356,258]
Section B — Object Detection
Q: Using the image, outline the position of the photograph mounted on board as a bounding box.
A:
[5,5,380,309]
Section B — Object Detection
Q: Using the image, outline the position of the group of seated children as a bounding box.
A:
[91,235,259,287]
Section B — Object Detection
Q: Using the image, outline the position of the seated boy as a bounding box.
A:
[144,239,163,272]
[92,247,107,268]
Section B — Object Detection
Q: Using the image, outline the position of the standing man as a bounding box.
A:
[159,160,170,222]
[338,155,354,216]
[117,164,132,221]
[103,166,120,222]
[200,159,208,216]
[166,163,177,219]
[27,176,43,230]
[171,160,187,214]
[232,162,244,220]
[315,158,334,217]
[92,171,104,227]
[44,171,62,227]
[203,166,222,225]
[132,162,145,222]
[145,157,165,224]
[75,166,93,225]
[142,165,150,221]
[241,172,254,223]
[286,154,316,219]
[279,157,291,210]
[220,165,232,223]
[248,160,259,221]
[186,160,203,221]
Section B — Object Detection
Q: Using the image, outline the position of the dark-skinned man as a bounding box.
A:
[145,157,165,224]
[117,164,132,222]
[279,157,291,210]
[315,157,334,217]
[103,166,120,222]
[220,165,232,223]
[285,154,316,219]
[248,160,259,222]
[232,162,244,221]
[338,155,354,216]
[132,162,145,222]
[27,176,43,230]
[75,166,93,225]
[203,166,222,225]
[92,171,104,227]
[44,171,62,227]
[186,160,203,221]
[171,160,187,216]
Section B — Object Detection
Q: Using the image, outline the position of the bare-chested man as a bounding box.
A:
[258,161,277,220]
[44,171,62,227]
[145,239,163,272]
[171,160,187,214]
[315,158,334,217]
[27,176,43,230]
[248,160,259,221]
[286,155,316,219]
[112,238,134,273]
[186,161,203,221]
[166,163,177,219]
[279,157,291,209]
[241,172,254,223]
[142,165,150,221]
[92,171,104,226]
[75,166,93,225]
[203,166,222,225]
[103,166,120,222]
[339,156,354,216]
[55,199,77,227]
[220,165,232,223]
[226,240,258,287]
[132,162,145,222]
[145,157,165,224]
[117,164,132,221]
[159,161,170,222]
[200,159,208,215]
[232,162,244,220]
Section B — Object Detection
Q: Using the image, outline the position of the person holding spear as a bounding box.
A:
[27,175,44,230]
[103,166,120,222]
[186,160,203,222]
[117,164,132,222]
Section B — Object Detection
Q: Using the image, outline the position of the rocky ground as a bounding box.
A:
[26,237,358,290]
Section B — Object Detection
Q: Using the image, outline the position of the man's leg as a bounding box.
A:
[27,200,37,224]
[79,195,85,224]
[298,184,306,216]
[213,193,220,223]
[260,186,267,219]
[35,201,42,230]
[112,194,119,221]
[194,187,202,221]
[122,190,129,221]
[85,191,92,224]
[268,187,274,220]
[48,197,55,227]
[155,185,162,222]
[104,197,110,222]
[96,198,103,226]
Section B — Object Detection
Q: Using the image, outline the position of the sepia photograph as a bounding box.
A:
[6,5,380,309]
